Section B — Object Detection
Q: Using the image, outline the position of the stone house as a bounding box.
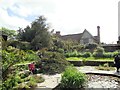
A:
[55,26,100,44]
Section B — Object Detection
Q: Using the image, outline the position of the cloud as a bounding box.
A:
[0,7,30,30]
[0,0,56,30]
[0,0,119,43]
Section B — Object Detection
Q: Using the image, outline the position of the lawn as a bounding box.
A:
[66,57,114,61]
[14,61,34,66]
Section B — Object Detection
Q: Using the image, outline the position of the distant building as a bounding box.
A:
[55,26,100,44]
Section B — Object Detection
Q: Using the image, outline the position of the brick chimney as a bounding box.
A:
[118,1,120,44]
[97,26,100,44]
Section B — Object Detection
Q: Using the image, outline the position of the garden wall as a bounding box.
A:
[68,60,114,66]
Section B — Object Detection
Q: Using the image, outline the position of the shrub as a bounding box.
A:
[24,53,39,62]
[32,75,45,83]
[65,53,71,58]
[85,43,98,52]
[60,66,87,88]
[27,80,37,88]
[93,47,104,58]
[96,63,115,71]
[57,48,64,53]
[81,52,91,58]
[9,40,31,50]
[72,45,85,52]
[38,51,70,74]
[72,50,78,57]
[19,71,31,79]
[15,65,29,71]
[65,50,79,57]
[103,52,113,58]
[113,51,120,57]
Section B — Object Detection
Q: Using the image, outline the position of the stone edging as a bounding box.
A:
[68,60,114,66]
[85,72,120,78]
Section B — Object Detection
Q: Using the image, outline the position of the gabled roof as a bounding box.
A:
[82,29,95,39]
[60,33,83,41]
[59,29,99,43]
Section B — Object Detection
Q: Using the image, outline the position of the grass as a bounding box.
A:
[95,66,115,71]
[66,57,113,61]
[14,61,34,66]
[95,63,115,71]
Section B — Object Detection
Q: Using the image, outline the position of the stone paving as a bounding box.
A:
[36,66,120,89]
[76,66,120,77]
[36,74,61,88]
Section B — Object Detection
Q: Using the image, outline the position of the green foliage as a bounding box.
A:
[2,71,22,90]
[66,57,113,61]
[94,47,104,53]
[103,52,113,58]
[65,51,91,58]
[2,46,39,90]
[0,27,16,40]
[2,49,21,80]
[96,63,115,71]
[93,47,105,58]
[9,40,31,50]
[37,51,70,74]
[32,75,45,83]
[72,45,85,52]
[85,43,98,52]
[52,36,80,52]
[112,50,120,57]
[57,48,64,53]
[19,71,31,79]
[60,66,87,88]
[26,76,37,88]
[17,16,52,50]
[15,65,29,71]
[81,52,91,58]
[65,50,80,58]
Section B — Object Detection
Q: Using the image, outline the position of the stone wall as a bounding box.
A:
[68,60,114,66]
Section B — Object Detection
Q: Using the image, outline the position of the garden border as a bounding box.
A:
[68,60,114,66]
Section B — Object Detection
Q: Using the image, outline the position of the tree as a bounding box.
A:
[0,27,16,40]
[17,16,52,50]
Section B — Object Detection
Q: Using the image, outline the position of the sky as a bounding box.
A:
[0,0,119,44]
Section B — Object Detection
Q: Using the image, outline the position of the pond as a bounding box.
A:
[87,74,120,88]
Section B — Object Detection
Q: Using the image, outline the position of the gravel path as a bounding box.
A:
[36,66,120,89]
[87,74,120,88]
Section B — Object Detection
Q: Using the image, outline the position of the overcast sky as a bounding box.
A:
[0,0,119,44]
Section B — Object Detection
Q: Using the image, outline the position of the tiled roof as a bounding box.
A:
[60,33,83,41]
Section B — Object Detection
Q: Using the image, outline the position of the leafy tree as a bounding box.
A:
[0,27,16,40]
[17,16,52,50]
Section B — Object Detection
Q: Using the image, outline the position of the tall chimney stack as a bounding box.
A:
[97,26,100,44]
[118,1,120,44]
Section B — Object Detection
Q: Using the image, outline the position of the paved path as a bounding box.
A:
[36,74,61,89]
[76,66,120,77]
[36,66,120,89]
